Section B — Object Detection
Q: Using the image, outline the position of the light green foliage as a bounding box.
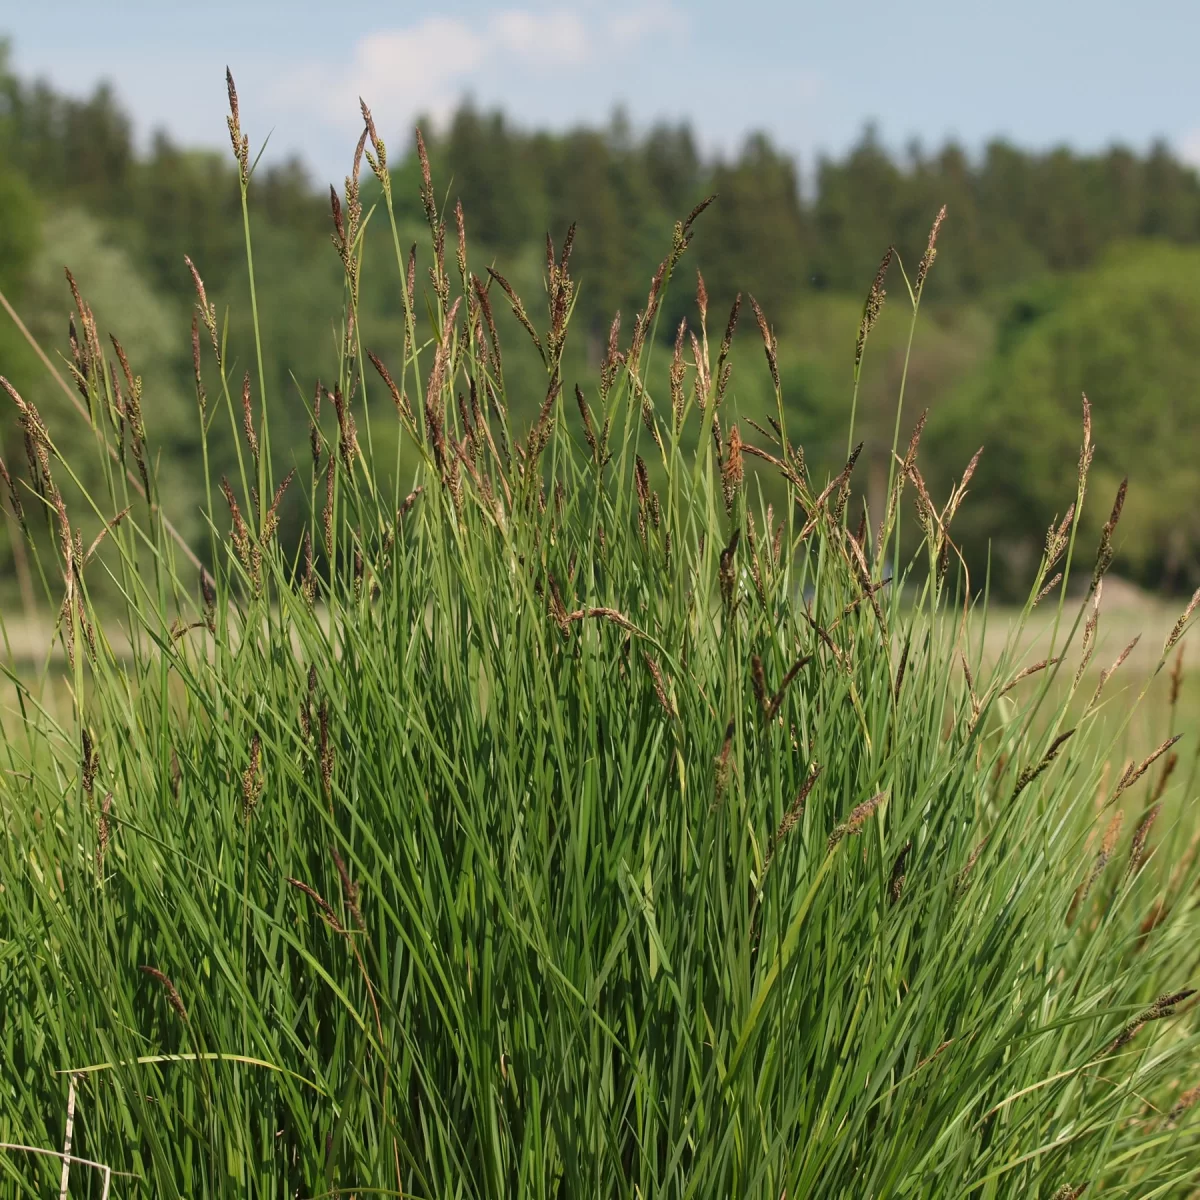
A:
[0,104,1198,1199]
[0,156,41,484]
[13,207,203,557]
[932,243,1200,591]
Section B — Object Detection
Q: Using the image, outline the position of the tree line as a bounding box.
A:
[3,40,1200,593]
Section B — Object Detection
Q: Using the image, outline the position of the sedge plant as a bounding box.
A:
[0,77,1198,1199]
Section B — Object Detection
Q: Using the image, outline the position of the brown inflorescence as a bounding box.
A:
[828,791,886,851]
[855,246,894,369]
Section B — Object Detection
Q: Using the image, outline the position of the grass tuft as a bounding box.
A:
[0,82,1198,1200]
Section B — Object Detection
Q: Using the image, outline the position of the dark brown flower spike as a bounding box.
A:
[914,204,946,293]
[829,791,886,851]
[225,67,249,183]
[1013,728,1075,798]
[856,246,894,370]
[763,763,821,876]
[140,965,188,1022]
[1091,477,1127,593]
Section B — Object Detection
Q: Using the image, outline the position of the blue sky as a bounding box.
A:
[4,0,1199,188]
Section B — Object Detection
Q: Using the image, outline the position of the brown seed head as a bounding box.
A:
[575,384,600,463]
[914,205,946,293]
[828,791,886,851]
[1167,1084,1200,1127]
[643,653,676,720]
[300,531,316,608]
[1104,989,1196,1056]
[1078,394,1094,495]
[241,372,259,464]
[688,332,711,414]
[716,294,741,380]
[330,845,365,931]
[95,790,113,877]
[220,477,253,576]
[455,200,468,284]
[719,526,740,611]
[322,453,335,552]
[1149,751,1178,805]
[1091,477,1128,592]
[669,318,688,435]
[472,273,503,376]
[1035,571,1064,607]
[714,717,735,801]
[308,378,324,468]
[0,455,23,527]
[722,424,744,513]
[405,242,417,322]
[242,733,263,820]
[190,312,206,414]
[353,546,365,602]
[225,68,249,182]
[225,66,240,131]
[1113,734,1183,804]
[1075,583,1102,687]
[856,246,894,369]
[288,876,344,934]
[318,698,333,797]
[349,126,366,203]
[764,763,821,875]
[1089,635,1140,708]
[184,255,220,364]
[368,351,412,425]
[262,469,294,544]
[669,194,715,268]
[81,727,97,800]
[1000,657,1059,695]
[903,409,928,475]
[329,185,346,252]
[1164,586,1200,658]
[487,268,543,360]
[634,454,650,511]
[415,127,436,230]
[360,98,386,176]
[1013,728,1076,798]
[639,388,662,452]
[1045,503,1076,569]
[1169,644,1185,708]
[750,655,768,712]
[200,568,217,628]
[600,310,622,401]
[140,965,188,1022]
[1127,804,1161,876]
[766,654,812,721]
[330,385,360,474]
[893,635,911,702]
[748,295,779,392]
[889,840,912,904]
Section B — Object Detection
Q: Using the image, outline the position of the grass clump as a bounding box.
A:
[0,77,1199,1198]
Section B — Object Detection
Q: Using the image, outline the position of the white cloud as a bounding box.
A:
[271,17,488,134]
[273,5,680,139]
[492,9,590,62]
[609,3,680,46]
